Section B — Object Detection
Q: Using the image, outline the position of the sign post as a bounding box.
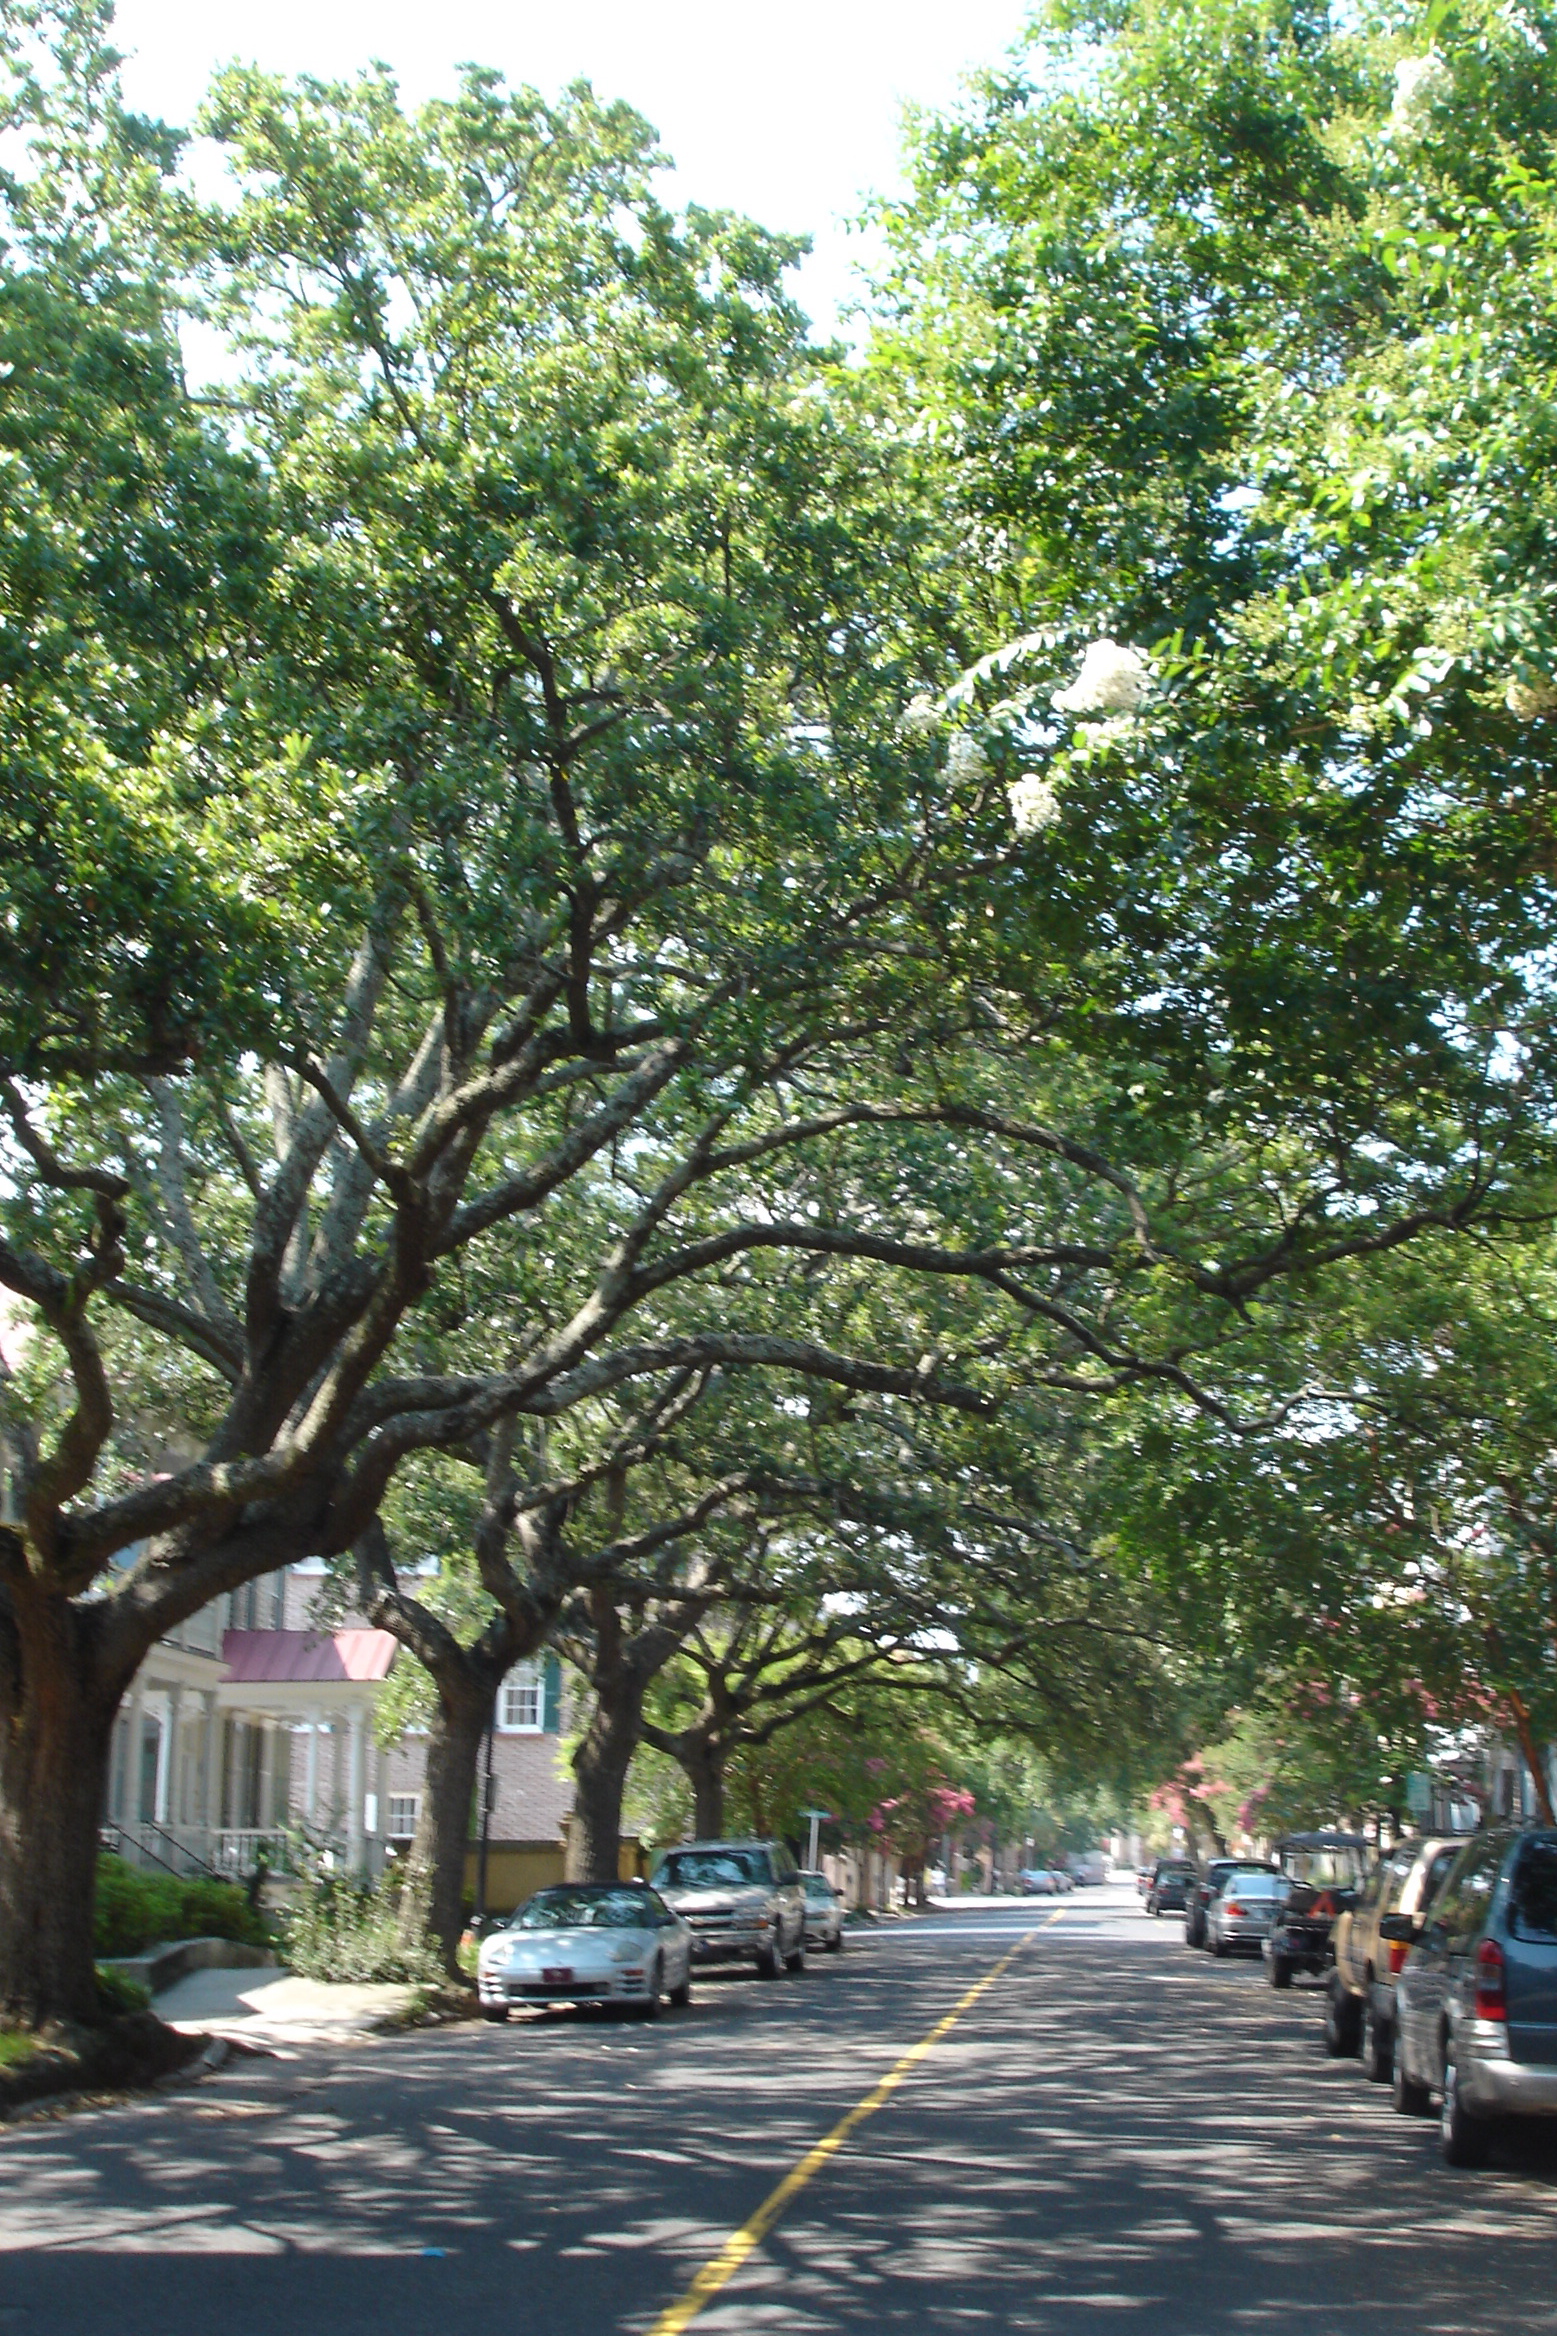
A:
[799,1808,830,1872]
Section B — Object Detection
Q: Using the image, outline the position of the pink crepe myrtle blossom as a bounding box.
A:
[928,1784,975,1827]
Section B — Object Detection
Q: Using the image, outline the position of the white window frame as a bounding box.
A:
[386,1792,421,1840]
[497,1659,543,1734]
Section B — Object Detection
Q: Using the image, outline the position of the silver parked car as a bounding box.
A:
[651,1839,807,1976]
[1207,1868,1290,1957]
[800,1869,845,1952]
[477,1883,693,2021]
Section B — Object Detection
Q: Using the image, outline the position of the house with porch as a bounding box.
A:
[103,1559,571,1893]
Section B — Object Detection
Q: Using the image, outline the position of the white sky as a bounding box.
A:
[110,0,1033,332]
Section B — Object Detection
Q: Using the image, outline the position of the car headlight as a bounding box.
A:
[481,1937,512,1967]
[611,1937,648,1964]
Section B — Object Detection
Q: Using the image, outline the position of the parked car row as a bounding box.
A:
[1171,1823,1557,2171]
[476,1838,846,2020]
[1326,1826,1557,2167]
[1019,1866,1077,1895]
[1164,1835,1370,1975]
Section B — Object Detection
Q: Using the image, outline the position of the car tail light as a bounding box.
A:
[1475,1937,1507,2020]
[1386,1939,1410,1976]
[1225,1902,1246,1919]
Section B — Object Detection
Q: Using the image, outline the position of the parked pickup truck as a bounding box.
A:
[650,1839,807,1978]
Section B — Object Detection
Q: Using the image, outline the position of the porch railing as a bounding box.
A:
[101,1817,221,1879]
[104,1819,386,1883]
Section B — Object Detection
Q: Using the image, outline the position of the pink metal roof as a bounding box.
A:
[222,1628,399,1684]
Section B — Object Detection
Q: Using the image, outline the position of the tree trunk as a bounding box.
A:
[1507,1688,1555,1825]
[0,1591,116,2030]
[398,1674,491,1977]
[680,1731,726,1839]
[568,1689,642,1883]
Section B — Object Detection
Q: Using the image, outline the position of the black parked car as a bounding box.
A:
[1146,1857,1196,1916]
[1185,1858,1281,1950]
[1391,1825,1557,2167]
[1263,1831,1368,1988]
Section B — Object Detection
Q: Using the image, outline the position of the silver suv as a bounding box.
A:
[650,1840,807,1977]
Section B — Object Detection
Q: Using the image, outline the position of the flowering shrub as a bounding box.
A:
[1007,773,1062,838]
[1505,673,1557,720]
[899,693,940,736]
[1390,50,1451,138]
[1051,638,1151,716]
[946,731,988,785]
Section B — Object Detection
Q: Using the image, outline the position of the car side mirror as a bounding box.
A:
[1378,1913,1421,1945]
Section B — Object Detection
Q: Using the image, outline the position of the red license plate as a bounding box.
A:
[542,1967,572,1985]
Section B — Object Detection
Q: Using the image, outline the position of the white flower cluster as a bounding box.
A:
[1390,49,1451,139]
[946,731,989,785]
[1051,639,1152,717]
[900,693,941,738]
[1506,673,1557,721]
[1007,773,1062,838]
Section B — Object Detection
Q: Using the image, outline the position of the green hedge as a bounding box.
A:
[95,1855,270,1959]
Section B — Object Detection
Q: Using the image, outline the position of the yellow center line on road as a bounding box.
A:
[645,1907,1062,2336]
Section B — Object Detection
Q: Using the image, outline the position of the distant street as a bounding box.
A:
[5,1883,1557,2334]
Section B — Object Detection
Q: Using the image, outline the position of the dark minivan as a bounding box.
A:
[1391,1827,1557,2166]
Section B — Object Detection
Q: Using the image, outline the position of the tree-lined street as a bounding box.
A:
[11,0,1557,2305]
[6,1890,1557,2334]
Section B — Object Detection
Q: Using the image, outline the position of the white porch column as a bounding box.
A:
[170,1686,187,1825]
[258,1718,277,1833]
[347,1705,367,1872]
[119,1674,147,1824]
[304,1706,322,1825]
[152,1690,176,1825]
[197,1692,218,1832]
[230,1718,248,1828]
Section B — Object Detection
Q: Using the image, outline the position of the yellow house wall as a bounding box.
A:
[462,1836,647,1914]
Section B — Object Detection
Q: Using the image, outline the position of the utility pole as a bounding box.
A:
[474,1721,496,1926]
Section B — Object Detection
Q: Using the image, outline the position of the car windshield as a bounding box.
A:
[1280,1850,1364,1886]
[803,1876,835,1902]
[512,1888,652,1931]
[656,1850,772,1890]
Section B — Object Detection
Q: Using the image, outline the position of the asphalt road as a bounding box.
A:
[6,1882,1557,2335]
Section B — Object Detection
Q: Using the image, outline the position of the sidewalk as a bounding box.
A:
[154,1966,419,2049]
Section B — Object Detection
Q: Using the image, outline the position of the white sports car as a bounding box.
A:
[478,1883,694,2021]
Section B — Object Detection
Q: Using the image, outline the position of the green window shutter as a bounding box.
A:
[542,1653,562,1733]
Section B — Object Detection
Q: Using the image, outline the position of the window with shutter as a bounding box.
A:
[497,1661,542,1733]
